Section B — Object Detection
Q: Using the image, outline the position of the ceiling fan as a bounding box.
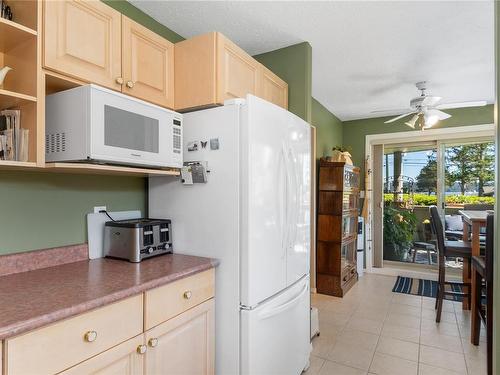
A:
[374,81,487,129]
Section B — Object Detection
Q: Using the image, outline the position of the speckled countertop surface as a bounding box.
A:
[0,254,219,340]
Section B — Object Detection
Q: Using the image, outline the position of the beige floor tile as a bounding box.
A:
[312,335,337,359]
[320,311,351,327]
[422,308,456,323]
[327,344,375,371]
[336,328,380,352]
[461,338,487,358]
[392,294,422,307]
[375,336,419,362]
[318,360,367,375]
[422,297,454,312]
[385,312,421,329]
[420,331,463,353]
[303,355,326,375]
[418,363,463,375]
[465,354,488,375]
[353,308,388,322]
[368,352,418,375]
[420,319,460,337]
[346,316,383,335]
[319,321,344,339]
[389,303,422,318]
[381,323,420,344]
[458,322,487,343]
[419,345,467,374]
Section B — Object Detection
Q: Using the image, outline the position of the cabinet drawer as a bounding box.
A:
[145,269,215,330]
[5,295,143,375]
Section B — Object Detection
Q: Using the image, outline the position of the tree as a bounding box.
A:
[446,146,475,195]
[416,155,437,195]
[471,143,494,196]
[446,143,494,196]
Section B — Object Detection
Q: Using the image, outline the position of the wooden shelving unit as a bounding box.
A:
[0,88,36,109]
[0,17,37,52]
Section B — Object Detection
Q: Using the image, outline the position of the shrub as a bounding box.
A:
[383,193,495,207]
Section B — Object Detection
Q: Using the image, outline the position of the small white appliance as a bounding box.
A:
[45,84,183,168]
[149,95,312,375]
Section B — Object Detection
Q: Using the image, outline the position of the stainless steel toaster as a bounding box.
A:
[104,218,172,262]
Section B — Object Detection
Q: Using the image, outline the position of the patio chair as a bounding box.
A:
[471,214,493,375]
[429,206,472,322]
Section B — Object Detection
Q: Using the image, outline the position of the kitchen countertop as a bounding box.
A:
[0,253,219,340]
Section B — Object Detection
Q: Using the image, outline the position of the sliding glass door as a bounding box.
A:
[381,138,495,268]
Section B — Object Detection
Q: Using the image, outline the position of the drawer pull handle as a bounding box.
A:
[148,338,158,348]
[183,290,192,300]
[84,330,97,343]
[115,77,124,85]
[137,344,147,354]
[126,81,135,88]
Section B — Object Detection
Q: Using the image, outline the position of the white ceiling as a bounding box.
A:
[131,1,494,121]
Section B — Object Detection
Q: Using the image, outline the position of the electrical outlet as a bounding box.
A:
[94,206,107,213]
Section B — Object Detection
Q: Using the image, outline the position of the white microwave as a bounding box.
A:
[45,84,182,168]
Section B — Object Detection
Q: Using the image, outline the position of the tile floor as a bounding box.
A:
[307,273,487,375]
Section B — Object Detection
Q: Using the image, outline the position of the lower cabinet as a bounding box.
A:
[60,335,145,375]
[145,299,215,375]
[2,270,215,375]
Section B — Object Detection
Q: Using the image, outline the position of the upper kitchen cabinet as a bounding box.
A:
[122,17,174,108]
[259,65,288,109]
[175,32,288,112]
[43,0,122,91]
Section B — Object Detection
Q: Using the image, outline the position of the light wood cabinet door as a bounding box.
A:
[145,299,215,375]
[259,66,288,109]
[60,335,145,375]
[216,34,260,103]
[43,0,122,90]
[122,17,175,108]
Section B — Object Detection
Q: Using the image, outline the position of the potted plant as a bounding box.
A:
[383,206,417,261]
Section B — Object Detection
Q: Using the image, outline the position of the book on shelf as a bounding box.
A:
[0,109,29,162]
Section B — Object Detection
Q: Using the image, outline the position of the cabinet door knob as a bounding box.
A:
[84,330,97,342]
[137,344,147,354]
[126,81,135,88]
[183,290,192,300]
[115,77,124,85]
[148,338,158,347]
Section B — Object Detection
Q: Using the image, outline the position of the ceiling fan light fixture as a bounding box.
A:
[405,114,419,129]
[424,113,439,128]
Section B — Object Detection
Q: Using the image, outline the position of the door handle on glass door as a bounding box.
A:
[258,282,308,320]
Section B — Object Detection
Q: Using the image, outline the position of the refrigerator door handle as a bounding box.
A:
[282,143,290,259]
[287,146,299,251]
[277,145,287,253]
[257,282,308,320]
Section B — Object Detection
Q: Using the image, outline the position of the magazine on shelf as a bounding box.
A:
[0,109,29,162]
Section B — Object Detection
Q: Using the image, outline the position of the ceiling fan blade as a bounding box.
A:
[384,111,416,124]
[436,100,487,110]
[420,96,442,107]
[371,108,410,114]
[426,109,451,120]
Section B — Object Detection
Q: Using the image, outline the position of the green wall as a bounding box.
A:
[102,0,184,43]
[311,98,343,159]
[343,105,495,187]
[0,1,176,254]
[0,172,147,254]
[254,42,312,123]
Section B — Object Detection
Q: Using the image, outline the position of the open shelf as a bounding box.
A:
[45,163,181,177]
[0,18,37,53]
[0,88,36,110]
[0,160,37,170]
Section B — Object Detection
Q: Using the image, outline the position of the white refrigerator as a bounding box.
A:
[149,95,311,375]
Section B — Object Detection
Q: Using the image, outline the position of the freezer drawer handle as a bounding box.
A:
[258,283,308,320]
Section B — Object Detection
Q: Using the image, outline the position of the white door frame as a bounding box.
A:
[364,123,495,272]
